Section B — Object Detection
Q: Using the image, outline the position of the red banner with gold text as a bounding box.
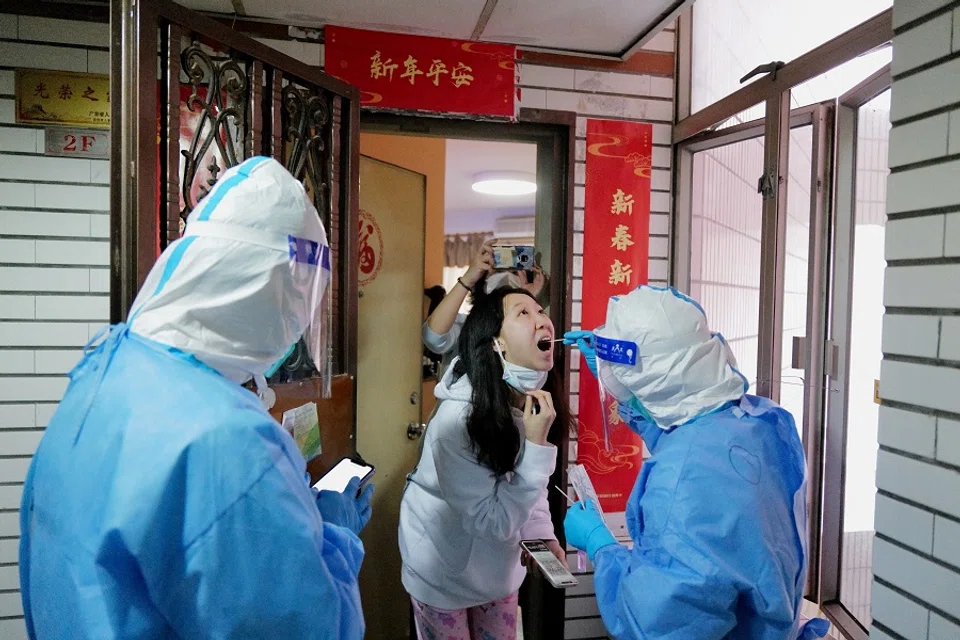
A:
[324,26,517,118]
[578,119,652,513]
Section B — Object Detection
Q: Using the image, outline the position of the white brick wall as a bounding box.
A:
[0,13,110,638]
[873,2,960,638]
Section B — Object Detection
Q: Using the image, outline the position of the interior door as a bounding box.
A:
[356,155,426,639]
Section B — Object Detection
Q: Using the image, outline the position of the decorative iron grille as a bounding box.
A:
[178,41,249,218]
[282,84,333,229]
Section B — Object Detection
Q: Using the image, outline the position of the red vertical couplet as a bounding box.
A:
[577,119,652,513]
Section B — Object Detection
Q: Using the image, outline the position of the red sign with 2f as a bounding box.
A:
[44,127,110,159]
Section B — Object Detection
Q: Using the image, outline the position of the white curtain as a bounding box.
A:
[445,233,493,267]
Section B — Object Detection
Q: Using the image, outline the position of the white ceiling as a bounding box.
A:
[444,138,536,235]
[481,0,674,54]
[177,0,686,56]
[249,0,480,39]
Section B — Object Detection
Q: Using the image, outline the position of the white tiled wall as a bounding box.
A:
[872,2,960,637]
[0,13,110,638]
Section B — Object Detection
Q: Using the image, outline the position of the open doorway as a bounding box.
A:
[352,114,573,640]
[426,138,539,414]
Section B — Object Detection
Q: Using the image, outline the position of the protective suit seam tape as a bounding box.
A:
[182,456,282,553]
[184,221,291,252]
[127,236,198,323]
[193,156,270,222]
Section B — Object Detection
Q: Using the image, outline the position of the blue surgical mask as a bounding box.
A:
[494,339,548,393]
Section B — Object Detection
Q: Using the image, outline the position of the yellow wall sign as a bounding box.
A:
[16,69,111,129]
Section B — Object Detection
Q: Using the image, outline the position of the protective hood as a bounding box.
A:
[594,285,747,430]
[128,156,331,385]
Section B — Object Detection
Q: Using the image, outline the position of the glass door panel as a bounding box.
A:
[689,137,766,391]
[839,90,890,629]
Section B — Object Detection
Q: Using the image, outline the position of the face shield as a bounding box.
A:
[589,286,748,444]
[284,233,333,396]
[593,325,715,441]
[592,327,642,448]
[260,180,334,394]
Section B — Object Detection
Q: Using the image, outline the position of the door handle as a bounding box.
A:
[825,340,840,380]
[792,336,806,369]
[407,422,426,440]
[793,336,841,380]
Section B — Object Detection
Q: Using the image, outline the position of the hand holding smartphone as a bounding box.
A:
[312,456,375,494]
[520,539,578,588]
[492,244,535,271]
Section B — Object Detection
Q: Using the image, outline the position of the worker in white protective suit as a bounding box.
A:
[563,285,830,640]
[20,157,371,639]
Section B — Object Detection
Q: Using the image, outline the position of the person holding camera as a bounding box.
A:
[399,284,566,640]
[424,238,547,378]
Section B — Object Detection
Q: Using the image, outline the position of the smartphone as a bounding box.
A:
[520,540,579,589]
[312,456,375,494]
[492,245,535,271]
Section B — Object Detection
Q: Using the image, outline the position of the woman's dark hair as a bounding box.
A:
[453,283,568,476]
[424,285,446,316]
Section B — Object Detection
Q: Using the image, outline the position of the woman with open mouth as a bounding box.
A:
[398,285,567,640]
[422,238,549,380]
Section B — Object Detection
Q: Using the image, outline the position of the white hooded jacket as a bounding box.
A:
[398,359,558,609]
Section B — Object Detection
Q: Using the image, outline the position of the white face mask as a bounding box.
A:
[494,339,547,393]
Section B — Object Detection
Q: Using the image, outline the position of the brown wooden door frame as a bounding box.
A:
[360,107,576,639]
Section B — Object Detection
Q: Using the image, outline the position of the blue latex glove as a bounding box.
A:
[799,619,831,639]
[563,330,597,377]
[315,476,374,535]
[564,500,617,561]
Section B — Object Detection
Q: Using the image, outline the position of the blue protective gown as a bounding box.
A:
[592,395,829,640]
[19,324,365,639]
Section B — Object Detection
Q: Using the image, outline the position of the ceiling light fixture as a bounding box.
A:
[471,171,537,196]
